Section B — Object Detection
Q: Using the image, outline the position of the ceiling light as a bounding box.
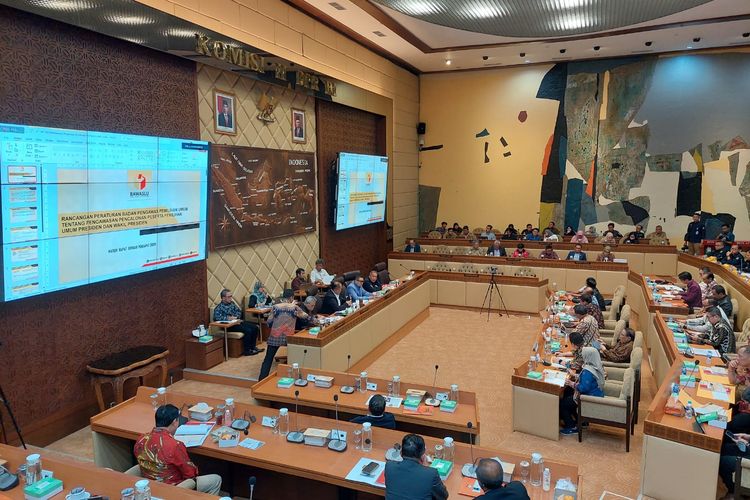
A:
[593,45,600,51]
[482,55,489,60]
[445,59,451,66]
[645,41,653,47]
[558,0,586,7]
[744,33,750,38]
[687,45,693,49]
[106,14,156,25]
[404,1,440,15]
[559,48,567,54]
[29,0,86,10]
[520,52,526,57]
[693,37,701,42]
[463,4,503,18]
[558,14,589,30]
[166,27,197,37]
[524,60,531,64]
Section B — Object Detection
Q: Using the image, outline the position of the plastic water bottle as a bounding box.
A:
[292,363,301,380]
[530,452,544,487]
[361,422,372,452]
[223,398,235,424]
[134,479,151,500]
[156,387,167,406]
[450,384,459,402]
[443,437,455,463]
[277,408,289,436]
[681,366,687,376]
[391,376,400,396]
[707,352,713,365]
[120,487,135,500]
[543,467,551,491]
[685,401,695,419]
[359,371,368,393]
[671,383,680,401]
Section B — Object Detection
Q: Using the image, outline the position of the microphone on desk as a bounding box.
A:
[248,476,256,500]
[425,364,441,406]
[341,354,355,394]
[295,349,309,386]
[683,358,700,387]
[287,390,304,443]
[461,422,478,478]
[328,394,347,452]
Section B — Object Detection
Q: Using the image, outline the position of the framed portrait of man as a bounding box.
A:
[214,89,236,135]
[291,108,306,144]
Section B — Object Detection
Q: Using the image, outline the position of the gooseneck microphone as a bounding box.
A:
[328,394,347,451]
[346,354,351,373]
[248,476,256,500]
[684,358,700,386]
[461,421,478,477]
[341,354,355,393]
[287,389,304,443]
[425,364,440,406]
[295,349,309,386]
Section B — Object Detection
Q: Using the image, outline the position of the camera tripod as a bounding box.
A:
[0,382,26,448]
[479,270,510,320]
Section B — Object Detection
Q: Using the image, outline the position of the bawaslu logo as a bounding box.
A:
[128,170,152,198]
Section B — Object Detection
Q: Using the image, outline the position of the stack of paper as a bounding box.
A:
[543,369,567,387]
[175,422,214,448]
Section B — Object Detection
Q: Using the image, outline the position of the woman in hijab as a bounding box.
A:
[248,280,273,308]
[559,346,605,434]
[570,230,589,244]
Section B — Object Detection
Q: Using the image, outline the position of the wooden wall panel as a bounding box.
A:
[0,6,204,445]
[316,100,388,275]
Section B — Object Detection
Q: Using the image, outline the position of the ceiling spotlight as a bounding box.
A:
[645,41,653,47]
[482,55,489,60]
[693,37,701,42]
[687,45,693,49]
[520,52,526,57]
[524,60,531,64]
[593,45,600,51]
[744,33,750,38]
[559,48,566,54]
[445,59,452,66]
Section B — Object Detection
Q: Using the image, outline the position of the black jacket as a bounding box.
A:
[486,246,507,257]
[320,289,348,314]
[476,481,531,499]
[384,458,448,500]
[363,278,382,293]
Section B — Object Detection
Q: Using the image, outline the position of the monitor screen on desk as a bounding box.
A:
[0,122,209,301]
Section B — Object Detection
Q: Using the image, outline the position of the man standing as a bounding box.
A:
[474,458,530,499]
[311,258,334,285]
[678,271,703,312]
[384,434,448,500]
[321,281,351,314]
[404,239,422,253]
[363,270,383,293]
[566,244,587,261]
[347,275,372,301]
[213,289,262,356]
[684,211,705,255]
[134,405,222,494]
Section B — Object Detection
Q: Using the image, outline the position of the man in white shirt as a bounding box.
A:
[311,258,334,285]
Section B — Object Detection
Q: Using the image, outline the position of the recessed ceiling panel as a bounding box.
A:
[372,0,712,37]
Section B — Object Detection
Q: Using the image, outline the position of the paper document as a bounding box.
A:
[543,369,567,387]
[690,348,721,358]
[239,438,265,450]
[176,423,214,435]
[345,458,386,488]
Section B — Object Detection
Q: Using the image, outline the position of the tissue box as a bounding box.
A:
[314,375,334,388]
[24,477,63,500]
[217,429,240,448]
[554,478,577,500]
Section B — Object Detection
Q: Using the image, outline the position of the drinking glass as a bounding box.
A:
[354,377,361,392]
[150,393,159,411]
[387,382,393,396]
[353,429,362,450]
[434,444,443,460]
[519,460,530,484]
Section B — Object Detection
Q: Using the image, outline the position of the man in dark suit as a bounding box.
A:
[566,244,587,261]
[486,240,506,257]
[475,458,530,499]
[363,270,383,293]
[293,116,304,139]
[350,394,396,429]
[404,239,421,253]
[218,99,232,128]
[320,280,351,314]
[385,434,448,500]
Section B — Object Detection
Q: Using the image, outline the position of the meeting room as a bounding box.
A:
[1,0,750,499]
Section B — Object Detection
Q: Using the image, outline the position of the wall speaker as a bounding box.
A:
[417,122,426,134]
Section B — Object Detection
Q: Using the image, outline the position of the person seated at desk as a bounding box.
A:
[719,431,750,499]
[559,347,605,435]
[686,306,735,355]
[436,221,448,236]
[502,224,518,240]
[647,225,669,245]
[539,244,559,259]
[363,270,382,293]
[600,327,635,363]
[564,225,576,237]
[597,231,617,245]
[520,224,533,238]
[321,281,352,314]
[451,222,461,235]
[546,221,561,235]
[678,271,703,312]
[481,225,497,240]
[596,245,615,262]
[466,239,484,255]
[524,228,541,241]
[573,303,601,346]
[700,269,717,304]
[296,296,319,330]
[259,290,310,380]
[347,275,372,301]
[566,244,587,261]
[404,239,421,253]
[623,233,640,244]
[579,293,604,328]
[351,394,396,429]
[729,346,750,387]
[717,223,736,243]
[384,433,448,500]
[311,259,335,285]
[606,222,623,239]
[543,229,559,242]
[134,405,222,494]
[683,300,731,333]
[248,281,273,308]
[707,240,728,261]
[585,226,598,239]
[727,244,746,271]
[487,240,507,257]
[474,458,530,499]
[291,268,311,292]
[214,288,262,356]
[708,285,733,319]
[578,277,606,311]
[569,230,588,244]
[630,224,645,240]
[460,225,472,239]
[511,243,529,258]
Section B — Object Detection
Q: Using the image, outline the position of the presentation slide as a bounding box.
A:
[0,122,208,301]
[335,152,388,231]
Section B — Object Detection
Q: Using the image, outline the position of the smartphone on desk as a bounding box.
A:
[361,461,379,476]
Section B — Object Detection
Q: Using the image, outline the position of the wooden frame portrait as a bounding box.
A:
[291,108,306,144]
[214,89,237,135]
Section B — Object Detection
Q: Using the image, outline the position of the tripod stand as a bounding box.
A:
[0,383,26,449]
[479,269,509,320]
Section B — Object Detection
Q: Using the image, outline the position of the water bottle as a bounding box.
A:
[156,387,167,406]
[25,453,41,485]
[543,467,551,491]
[223,398,235,424]
[392,376,400,396]
[120,487,135,500]
[362,422,373,452]
[671,383,680,401]
[292,363,301,380]
[443,437,455,463]
[681,366,687,376]
[707,352,713,365]
[685,401,695,419]
[134,479,151,500]
[450,384,459,402]
[277,408,289,436]
[359,371,368,393]
[530,452,544,487]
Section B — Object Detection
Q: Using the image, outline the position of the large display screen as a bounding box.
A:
[334,152,388,231]
[0,123,209,301]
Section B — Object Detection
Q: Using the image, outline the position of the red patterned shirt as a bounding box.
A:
[134,428,198,485]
